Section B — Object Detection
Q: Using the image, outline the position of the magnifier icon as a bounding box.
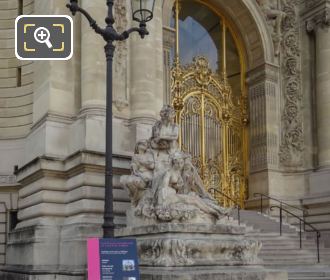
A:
[34,27,53,49]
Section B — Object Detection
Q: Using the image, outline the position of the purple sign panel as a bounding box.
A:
[88,238,140,280]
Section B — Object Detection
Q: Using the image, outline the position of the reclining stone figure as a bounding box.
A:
[120,105,230,225]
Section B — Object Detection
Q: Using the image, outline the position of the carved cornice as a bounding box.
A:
[306,6,330,32]
[0,175,17,186]
[16,151,130,187]
[246,63,279,85]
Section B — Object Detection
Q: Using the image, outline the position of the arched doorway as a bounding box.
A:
[169,0,249,207]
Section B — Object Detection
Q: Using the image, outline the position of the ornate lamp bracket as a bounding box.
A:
[66,0,149,46]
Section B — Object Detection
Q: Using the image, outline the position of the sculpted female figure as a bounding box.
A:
[154,152,229,221]
[151,105,179,153]
[121,105,231,225]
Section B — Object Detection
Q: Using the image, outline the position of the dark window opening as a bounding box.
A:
[17,67,22,87]
[9,211,18,231]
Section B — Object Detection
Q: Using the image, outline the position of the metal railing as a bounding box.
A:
[0,202,7,266]
[208,188,241,225]
[270,205,321,263]
[254,193,307,228]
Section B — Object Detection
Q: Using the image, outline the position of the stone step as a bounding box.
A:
[290,272,330,277]
[303,215,330,224]
[304,222,330,231]
[253,239,318,244]
[288,276,330,280]
[267,258,330,263]
[260,246,324,251]
[302,194,330,206]
[246,232,299,236]
[263,261,321,266]
[306,205,330,215]
[232,209,330,270]
[259,250,329,255]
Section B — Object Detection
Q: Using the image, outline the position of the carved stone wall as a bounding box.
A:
[279,0,304,168]
[113,0,129,114]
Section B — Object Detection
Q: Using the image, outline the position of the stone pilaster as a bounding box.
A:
[162,0,175,105]
[128,0,164,144]
[80,0,106,111]
[247,63,281,197]
[162,26,175,105]
[247,63,280,173]
[306,3,330,168]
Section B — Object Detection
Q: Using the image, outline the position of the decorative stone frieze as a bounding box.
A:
[116,223,261,267]
[113,0,129,112]
[279,0,304,168]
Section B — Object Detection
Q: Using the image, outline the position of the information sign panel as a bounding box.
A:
[88,238,140,280]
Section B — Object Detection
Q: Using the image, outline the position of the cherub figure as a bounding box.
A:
[154,152,230,221]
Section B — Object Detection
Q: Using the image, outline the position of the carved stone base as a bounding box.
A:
[116,223,261,267]
[116,223,288,279]
[140,266,288,280]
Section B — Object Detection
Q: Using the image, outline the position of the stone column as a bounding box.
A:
[307,6,330,168]
[80,0,106,111]
[315,24,330,167]
[129,0,164,120]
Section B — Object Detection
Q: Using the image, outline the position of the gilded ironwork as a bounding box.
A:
[171,55,248,208]
[171,0,248,208]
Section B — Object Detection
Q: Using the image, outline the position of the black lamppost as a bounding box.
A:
[66,0,155,238]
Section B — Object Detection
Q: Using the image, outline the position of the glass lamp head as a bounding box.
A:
[131,0,155,23]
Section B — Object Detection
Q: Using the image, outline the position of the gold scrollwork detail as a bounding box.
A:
[171,56,248,208]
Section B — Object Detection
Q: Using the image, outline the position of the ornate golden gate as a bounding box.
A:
[170,1,249,208]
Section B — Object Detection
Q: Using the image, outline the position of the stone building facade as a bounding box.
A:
[0,0,329,278]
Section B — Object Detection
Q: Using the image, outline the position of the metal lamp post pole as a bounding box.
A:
[66,0,149,238]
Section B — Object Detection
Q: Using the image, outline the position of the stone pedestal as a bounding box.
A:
[116,223,288,280]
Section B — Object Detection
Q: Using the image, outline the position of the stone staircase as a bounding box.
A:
[302,194,330,249]
[231,210,330,280]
